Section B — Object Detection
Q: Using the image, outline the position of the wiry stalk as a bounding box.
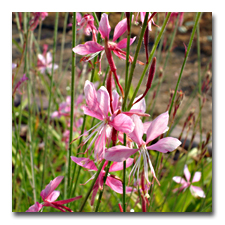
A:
[41,12,59,192]
[66,12,76,197]
[79,159,106,212]
[127,12,170,110]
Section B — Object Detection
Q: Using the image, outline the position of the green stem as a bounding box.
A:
[167,12,202,117]
[41,12,59,192]
[95,161,111,212]
[79,159,106,212]
[150,13,180,116]
[127,12,171,110]
[67,12,76,195]
[123,12,149,109]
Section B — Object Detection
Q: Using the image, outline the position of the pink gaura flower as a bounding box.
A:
[26,176,82,212]
[51,96,72,118]
[37,45,58,74]
[29,12,48,31]
[73,13,143,78]
[104,111,181,186]
[72,80,135,160]
[173,164,205,198]
[71,157,135,206]
[51,95,84,119]
[77,13,98,38]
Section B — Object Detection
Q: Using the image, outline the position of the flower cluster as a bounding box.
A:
[25,12,206,212]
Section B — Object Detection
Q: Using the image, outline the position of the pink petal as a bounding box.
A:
[173,176,187,185]
[73,41,104,55]
[104,145,138,162]
[184,165,191,182]
[40,176,64,201]
[109,158,134,172]
[70,156,97,171]
[106,176,134,194]
[146,137,181,153]
[46,52,52,64]
[128,115,144,146]
[97,86,110,118]
[37,54,46,65]
[99,13,111,39]
[112,50,126,60]
[84,80,99,112]
[190,185,205,198]
[45,190,60,202]
[113,18,128,42]
[94,125,107,160]
[54,195,82,205]
[192,172,201,183]
[26,202,43,212]
[91,183,99,206]
[123,109,150,117]
[76,12,82,22]
[109,113,135,134]
[131,94,146,113]
[146,111,169,144]
[112,90,121,112]
[117,37,136,49]
[143,121,152,133]
[51,111,60,118]
[83,106,104,121]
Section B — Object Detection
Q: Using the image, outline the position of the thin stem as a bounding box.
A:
[41,12,59,192]
[150,13,180,116]
[79,159,106,212]
[124,12,132,98]
[167,12,202,117]
[67,12,76,195]
[127,12,171,110]
[123,12,150,109]
[95,161,111,212]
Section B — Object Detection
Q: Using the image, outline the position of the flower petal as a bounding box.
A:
[37,54,46,65]
[97,86,110,118]
[192,172,201,183]
[113,18,127,42]
[73,41,104,55]
[26,202,43,212]
[109,113,135,134]
[190,185,205,198]
[143,121,152,133]
[146,137,181,153]
[131,94,146,113]
[40,176,64,201]
[106,176,134,194]
[172,176,187,185]
[117,37,136,49]
[184,164,191,182]
[104,145,138,162]
[84,80,100,112]
[146,111,169,144]
[83,106,104,121]
[109,158,134,172]
[129,115,144,146]
[71,156,97,171]
[46,52,52,64]
[99,13,111,39]
[45,190,60,202]
[54,195,83,205]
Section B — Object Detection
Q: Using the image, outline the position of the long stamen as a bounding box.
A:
[71,121,103,144]
[145,149,160,186]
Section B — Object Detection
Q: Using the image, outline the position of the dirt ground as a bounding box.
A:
[12,12,212,149]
